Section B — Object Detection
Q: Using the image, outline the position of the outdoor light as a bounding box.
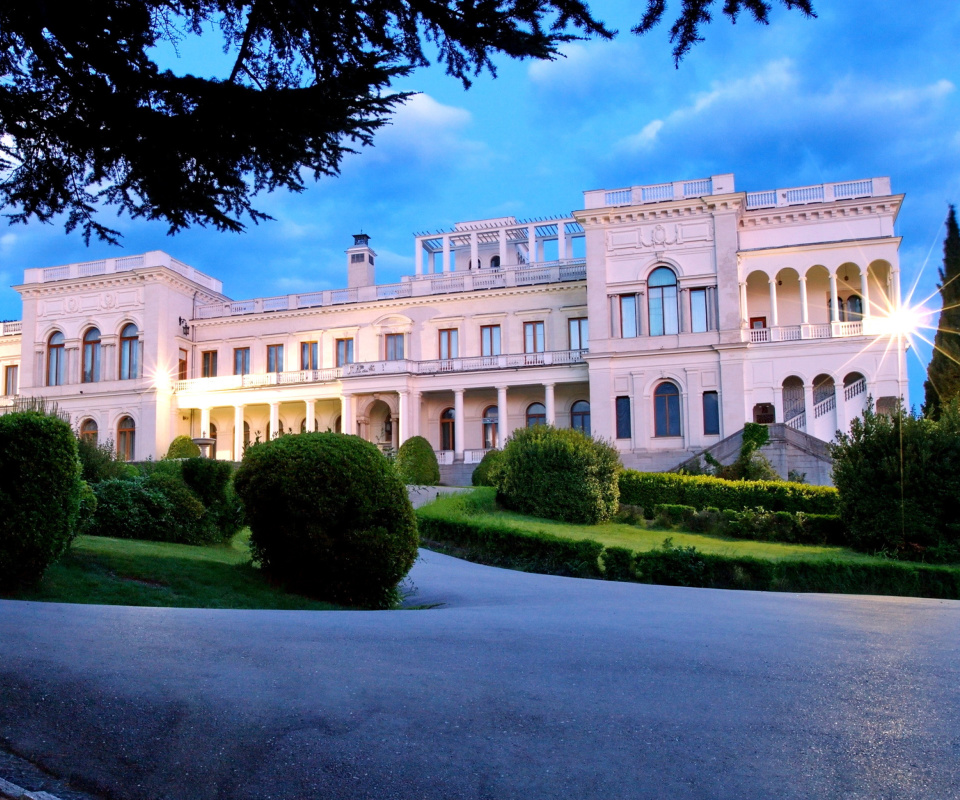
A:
[384,417,393,437]
[178,316,190,336]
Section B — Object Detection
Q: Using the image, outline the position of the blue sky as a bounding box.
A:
[1,0,958,406]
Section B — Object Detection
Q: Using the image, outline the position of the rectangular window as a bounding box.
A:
[301,341,319,370]
[178,349,188,381]
[703,391,720,436]
[481,325,501,357]
[690,289,708,333]
[201,351,218,378]
[524,321,545,353]
[620,295,638,338]
[439,329,459,360]
[615,396,631,439]
[336,338,354,367]
[568,317,588,350]
[3,365,17,396]
[385,333,404,361]
[234,347,251,376]
[267,344,284,373]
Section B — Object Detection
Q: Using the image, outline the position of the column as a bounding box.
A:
[892,268,901,306]
[233,405,244,459]
[860,270,872,319]
[829,273,840,322]
[305,398,316,432]
[411,391,421,437]
[772,386,784,427]
[497,386,508,446]
[739,282,749,326]
[269,401,280,439]
[498,229,507,268]
[199,407,211,439]
[442,235,451,273]
[803,385,815,433]
[799,277,809,324]
[768,278,779,328]
[342,393,354,435]
[835,381,848,435]
[453,389,465,461]
[527,224,536,265]
[544,383,556,425]
[557,221,567,262]
[678,288,689,333]
[414,238,423,277]
[398,391,409,445]
[470,232,478,270]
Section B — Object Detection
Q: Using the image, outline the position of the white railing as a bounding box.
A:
[604,189,633,205]
[435,450,454,465]
[262,296,290,312]
[464,449,489,464]
[641,183,673,202]
[844,378,866,401]
[592,176,717,207]
[808,324,832,339]
[0,321,22,336]
[78,260,107,277]
[835,321,863,336]
[297,291,324,308]
[683,178,713,196]
[744,322,870,344]
[331,288,358,305]
[749,328,770,343]
[430,275,466,294]
[778,325,802,341]
[745,177,888,209]
[377,283,412,300]
[814,394,836,419]
[24,251,223,293]
[786,412,806,431]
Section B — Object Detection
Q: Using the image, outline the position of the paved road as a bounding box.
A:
[1,550,958,800]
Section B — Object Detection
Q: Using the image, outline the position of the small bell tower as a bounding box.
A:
[346,233,376,288]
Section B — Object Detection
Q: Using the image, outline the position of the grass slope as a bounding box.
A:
[6,530,342,610]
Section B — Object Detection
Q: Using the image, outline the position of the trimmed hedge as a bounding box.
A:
[165,435,201,460]
[619,470,839,516]
[471,448,503,487]
[395,435,441,486]
[0,411,85,588]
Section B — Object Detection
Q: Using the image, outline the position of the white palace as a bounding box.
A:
[0,173,908,480]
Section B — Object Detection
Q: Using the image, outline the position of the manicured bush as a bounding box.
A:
[639,538,707,587]
[495,425,621,524]
[619,470,838,516]
[471,448,503,487]
[165,435,201,460]
[832,399,960,561]
[652,504,697,528]
[602,546,636,581]
[181,457,243,541]
[395,435,441,485]
[76,435,138,483]
[0,411,85,588]
[234,433,419,608]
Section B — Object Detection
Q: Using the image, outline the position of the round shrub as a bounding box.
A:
[0,411,84,589]
[394,435,440,485]
[495,426,621,524]
[181,457,243,542]
[165,435,201,459]
[471,448,503,487]
[234,433,419,608]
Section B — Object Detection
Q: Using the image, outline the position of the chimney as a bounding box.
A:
[346,233,376,288]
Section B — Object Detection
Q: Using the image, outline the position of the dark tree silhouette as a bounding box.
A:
[0,0,815,243]
[923,205,960,418]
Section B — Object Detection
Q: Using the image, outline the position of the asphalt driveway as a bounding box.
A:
[1,549,958,799]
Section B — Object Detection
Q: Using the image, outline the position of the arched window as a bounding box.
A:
[266,419,286,440]
[648,267,679,336]
[654,382,681,437]
[209,422,217,460]
[299,418,321,434]
[440,408,455,451]
[80,419,98,445]
[119,323,139,380]
[82,328,101,383]
[243,421,251,448]
[846,294,863,321]
[117,416,136,461]
[571,400,590,433]
[47,332,65,386]
[526,402,546,427]
[482,405,498,449]
[490,255,501,269]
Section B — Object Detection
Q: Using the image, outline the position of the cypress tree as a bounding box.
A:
[923,205,960,418]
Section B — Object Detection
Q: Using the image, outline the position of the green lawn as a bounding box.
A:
[420,489,901,566]
[7,530,343,610]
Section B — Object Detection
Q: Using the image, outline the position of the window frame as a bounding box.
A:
[82,328,101,383]
[615,396,631,439]
[80,418,98,444]
[384,333,404,361]
[480,325,501,357]
[568,318,588,351]
[523,321,545,354]
[525,402,546,427]
[336,338,355,367]
[119,323,140,380]
[440,407,455,451]
[482,405,498,449]
[178,348,188,381]
[300,341,319,370]
[48,331,65,387]
[438,328,459,360]
[117,416,136,461]
[703,391,720,436]
[619,295,638,338]
[3,364,17,396]
[234,347,251,376]
[266,344,284,374]
[571,400,590,433]
[648,267,679,337]
[654,382,682,438]
[201,350,218,378]
[690,289,708,333]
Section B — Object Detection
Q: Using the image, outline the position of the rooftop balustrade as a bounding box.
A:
[22,251,223,293]
[0,321,22,336]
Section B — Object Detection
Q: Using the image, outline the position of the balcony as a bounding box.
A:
[192,259,587,321]
[0,321,21,336]
[743,321,865,344]
[21,251,223,293]
[584,175,734,209]
[173,349,588,394]
[745,178,891,210]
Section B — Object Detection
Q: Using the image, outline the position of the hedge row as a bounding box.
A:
[417,504,960,600]
[650,504,848,546]
[619,470,839,516]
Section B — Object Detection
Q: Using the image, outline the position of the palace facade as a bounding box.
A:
[0,173,907,479]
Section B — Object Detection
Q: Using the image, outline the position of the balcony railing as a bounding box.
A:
[589,177,717,208]
[24,251,223,293]
[745,177,890,210]
[0,321,22,336]
[192,259,587,321]
[464,449,490,464]
[174,349,587,393]
[742,320,868,343]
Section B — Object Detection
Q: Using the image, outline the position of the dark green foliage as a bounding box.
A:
[703,422,780,481]
[76,435,137,483]
[181,458,243,541]
[639,538,707,587]
[165,435,201,460]
[395,435,441,485]
[652,504,697,527]
[619,470,838,516]
[831,399,960,562]
[601,546,636,581]
[496,425,620,524]
[76,482,98,534]
[924,205,960,419]
[615,504,646,525]
[234,433,419,609]
[0,411,84,588]
[471,448,503,487]
[687,507,722,533]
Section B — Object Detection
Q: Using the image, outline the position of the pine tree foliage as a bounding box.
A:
[923,205,960,419]
[0,1,813,243]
